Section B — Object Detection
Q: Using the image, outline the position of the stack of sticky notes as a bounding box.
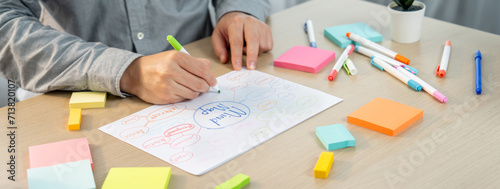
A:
[316,124,356,150]
[314,152,334,179]
[27,138,95,188]
[67,91,107,130]
[324,22,382,48]
[274,46,335,73]
[347,97,423,136]
[102,167,171,189]
[69,92,107,109]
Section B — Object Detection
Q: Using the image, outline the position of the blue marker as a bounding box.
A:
[304,19,317,48]
[475,50,482,95]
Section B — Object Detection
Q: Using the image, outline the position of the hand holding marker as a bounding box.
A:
[167,35,221,93]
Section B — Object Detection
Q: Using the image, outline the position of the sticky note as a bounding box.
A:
[314,152,334,179]
[68,108,82,130]
[27,159,96,189]
[29,138,93,169]
[216,173,250,189]
[69,92,107,109]
[316,124,355,150]
[347,97,423,136]
[102,167,171,189]
[274,46,335,73]
[324,22,382,48]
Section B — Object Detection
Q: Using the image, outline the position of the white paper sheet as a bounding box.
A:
[99,70,342,175]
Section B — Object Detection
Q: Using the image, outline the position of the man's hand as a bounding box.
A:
[120,51,217,104]
[212,12,273,70]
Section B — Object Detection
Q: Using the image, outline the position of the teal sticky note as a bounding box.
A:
[316,124,356,150]
[27,159,96,189]
[324,22,382,48]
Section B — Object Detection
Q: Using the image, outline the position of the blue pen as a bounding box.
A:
[304,19,317,48]
[475,50,482,95]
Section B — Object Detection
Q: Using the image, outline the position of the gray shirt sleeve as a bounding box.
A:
[215,0,271,22]
[0,0,141,97]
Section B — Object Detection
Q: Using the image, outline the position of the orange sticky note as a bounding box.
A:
[29,138,93,169]
[347,97,423,136]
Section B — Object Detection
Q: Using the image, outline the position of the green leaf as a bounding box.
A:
[393,0,414,11]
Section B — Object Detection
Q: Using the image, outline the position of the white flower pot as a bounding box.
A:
[388,1,426,43]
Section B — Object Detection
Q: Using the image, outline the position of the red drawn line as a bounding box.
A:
[144,121,151,127]
[197,126,202,134]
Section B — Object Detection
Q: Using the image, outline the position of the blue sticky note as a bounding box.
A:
[27,159,96,189]
[316,124,356,150]
[324,22,382,48]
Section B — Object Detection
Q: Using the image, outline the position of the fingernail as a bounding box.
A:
[234,62,242,70]
[248,62,256,70]
[220,53,225,63]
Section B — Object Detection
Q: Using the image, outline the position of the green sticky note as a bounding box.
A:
[324,22,382,48]
[27,159,96,189]
[216,173,250,189]
[102,167,171,189]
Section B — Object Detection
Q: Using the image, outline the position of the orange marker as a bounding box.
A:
[436,40,451,77]
[346,32,410,64]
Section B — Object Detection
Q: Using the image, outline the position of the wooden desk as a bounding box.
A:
[2,0,500,188]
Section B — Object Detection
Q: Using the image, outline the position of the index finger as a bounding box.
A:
[228,23,244,70]
[244,24,259,70]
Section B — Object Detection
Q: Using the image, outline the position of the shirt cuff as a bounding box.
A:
[87,47,142,98]
[216,0,271,22]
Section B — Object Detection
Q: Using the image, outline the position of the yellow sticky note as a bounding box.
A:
[102,167,171,189]
[68,109,81,130]
[314,152,334,179]
[69,92,107,109]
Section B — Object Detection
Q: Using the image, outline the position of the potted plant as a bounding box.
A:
[388,0,426,43]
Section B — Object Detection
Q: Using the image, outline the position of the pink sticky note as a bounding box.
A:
[274,46,335,73]
[29,138,93,169]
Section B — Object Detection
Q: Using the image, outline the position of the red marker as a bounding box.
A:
[328,44,354,81]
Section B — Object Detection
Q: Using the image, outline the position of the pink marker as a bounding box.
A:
[329,44,354,81]
[397,65,448,103]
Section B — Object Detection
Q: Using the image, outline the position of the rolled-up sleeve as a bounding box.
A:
[215,0,271,22]
[0,0,141,97]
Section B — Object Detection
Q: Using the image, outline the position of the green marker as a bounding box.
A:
[167,35,220,93]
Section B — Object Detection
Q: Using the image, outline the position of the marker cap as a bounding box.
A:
[328,70,337,81]
[370,57,384,71]
[407,80,422,91]
[395,54,410,65]
[433,91,448,103]
[435,65,446,77]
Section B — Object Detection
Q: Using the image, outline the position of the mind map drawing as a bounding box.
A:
[99,70,343,175]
